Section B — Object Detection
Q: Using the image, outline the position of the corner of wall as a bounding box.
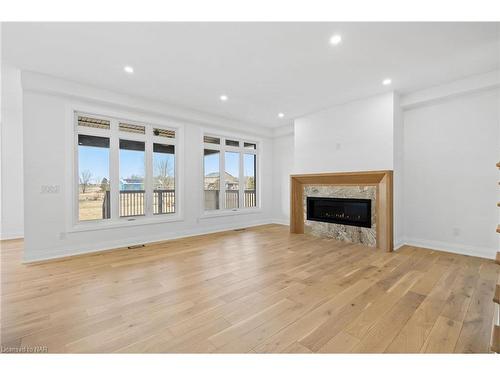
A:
[1,63,25,240]
[271,129,295,223]
[392,92,404,247]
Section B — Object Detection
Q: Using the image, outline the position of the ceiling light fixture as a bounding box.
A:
[278,113,285,118]
[329,34,342,45]
[382,78,392,86]
[124,66,134,74]
[219,95,228,101]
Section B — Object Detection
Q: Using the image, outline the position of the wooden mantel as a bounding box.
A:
[290,170,394,252]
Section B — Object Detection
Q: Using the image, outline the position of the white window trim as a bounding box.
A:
[68,107,184,233]
[200,129,261,219]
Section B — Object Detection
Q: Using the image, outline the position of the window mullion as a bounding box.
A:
[220,148,225,210]
[255,152,259,208]
[145,129,153,217]
[110,119,120,220]
[239,150,244,209]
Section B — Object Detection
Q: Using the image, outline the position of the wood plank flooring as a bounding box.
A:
[1,224,499,353]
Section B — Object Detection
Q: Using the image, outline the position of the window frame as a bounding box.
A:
[71,110,182,232]
[201,131,260,218]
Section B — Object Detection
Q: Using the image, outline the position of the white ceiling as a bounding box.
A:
[3,22,499,127]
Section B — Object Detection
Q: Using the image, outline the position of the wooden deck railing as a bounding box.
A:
[119,190,146,217]
[153,190,176,214]
[102,189,176,217]
[102,189,256,217]
[244,190,257,207]
[205,190,256,209]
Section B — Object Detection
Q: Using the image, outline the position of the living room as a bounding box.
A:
[1,2,499,372]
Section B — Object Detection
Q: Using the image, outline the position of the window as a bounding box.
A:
[204,135,220,145]
[244,142,256,150]
[78,134,110,221]
[75,113,177,224]
[153,143,175,214]
[204,149,220,210]
[119,139,145,217]
[203,134,258,212]
[225,152,240,208]
[244,154,256,208]
[225,139,240,147]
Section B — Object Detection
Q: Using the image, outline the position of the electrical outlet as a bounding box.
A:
[452,227,461,237]
[41,185,60,194]
[336,143,342,151]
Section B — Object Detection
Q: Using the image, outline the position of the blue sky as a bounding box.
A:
[244,154,256,178]
[79,146,109,183]
[79,146,174,182]
[79,146,148,181]
[120,149,145,179]
[80,145,253,183]
[204,152,255,178]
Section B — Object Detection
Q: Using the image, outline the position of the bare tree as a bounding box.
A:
[155,159,172,189]
[80,170,93,193]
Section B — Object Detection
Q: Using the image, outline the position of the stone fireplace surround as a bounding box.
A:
[290,170,393,252]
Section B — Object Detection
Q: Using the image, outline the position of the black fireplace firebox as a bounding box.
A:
[306,196,372,228]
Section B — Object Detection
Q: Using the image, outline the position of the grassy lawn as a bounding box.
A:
[79,185,106,221]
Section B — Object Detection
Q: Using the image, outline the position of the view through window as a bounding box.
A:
[78,134,110,221]
[119,139,145,217]
[203,135,258,211]
[153,143,175,214]
[76,114,177,222]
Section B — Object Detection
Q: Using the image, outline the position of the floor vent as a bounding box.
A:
[234,228,246,231]
[128,244,145,249]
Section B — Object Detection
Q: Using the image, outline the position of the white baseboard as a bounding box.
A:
[402,237,496,260]
[0,232,24,240]
[271,218,290,226]
[23,219,276,263]
[393,241,406,251]
[22,220,497,262]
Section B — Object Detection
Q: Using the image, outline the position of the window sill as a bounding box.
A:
[68,214,184,233]
[200,208,262,220]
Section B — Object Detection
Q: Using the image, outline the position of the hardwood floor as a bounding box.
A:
[1,224,499,353]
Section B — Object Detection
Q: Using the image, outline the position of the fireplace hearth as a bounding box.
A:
[306,196,371,228]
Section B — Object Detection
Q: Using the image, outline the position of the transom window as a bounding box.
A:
[203,134,258,211]
[76,113,177,223]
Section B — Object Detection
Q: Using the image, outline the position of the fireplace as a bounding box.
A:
[306,196,372,228]
[291,171,393,252]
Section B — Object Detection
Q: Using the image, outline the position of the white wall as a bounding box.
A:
[272,132,294,224]
[294,93,395,174]
[403,89,500,259]
[22,73,274,262]
[1,64,24,239]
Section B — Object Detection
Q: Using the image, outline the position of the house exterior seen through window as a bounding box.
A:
[203,135,258,212]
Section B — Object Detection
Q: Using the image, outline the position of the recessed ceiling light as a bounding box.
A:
[278,113,285,118]
[124,66,134,74]
[382,78,392,86]
[329,34,342,45]
[219,95,228,102]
